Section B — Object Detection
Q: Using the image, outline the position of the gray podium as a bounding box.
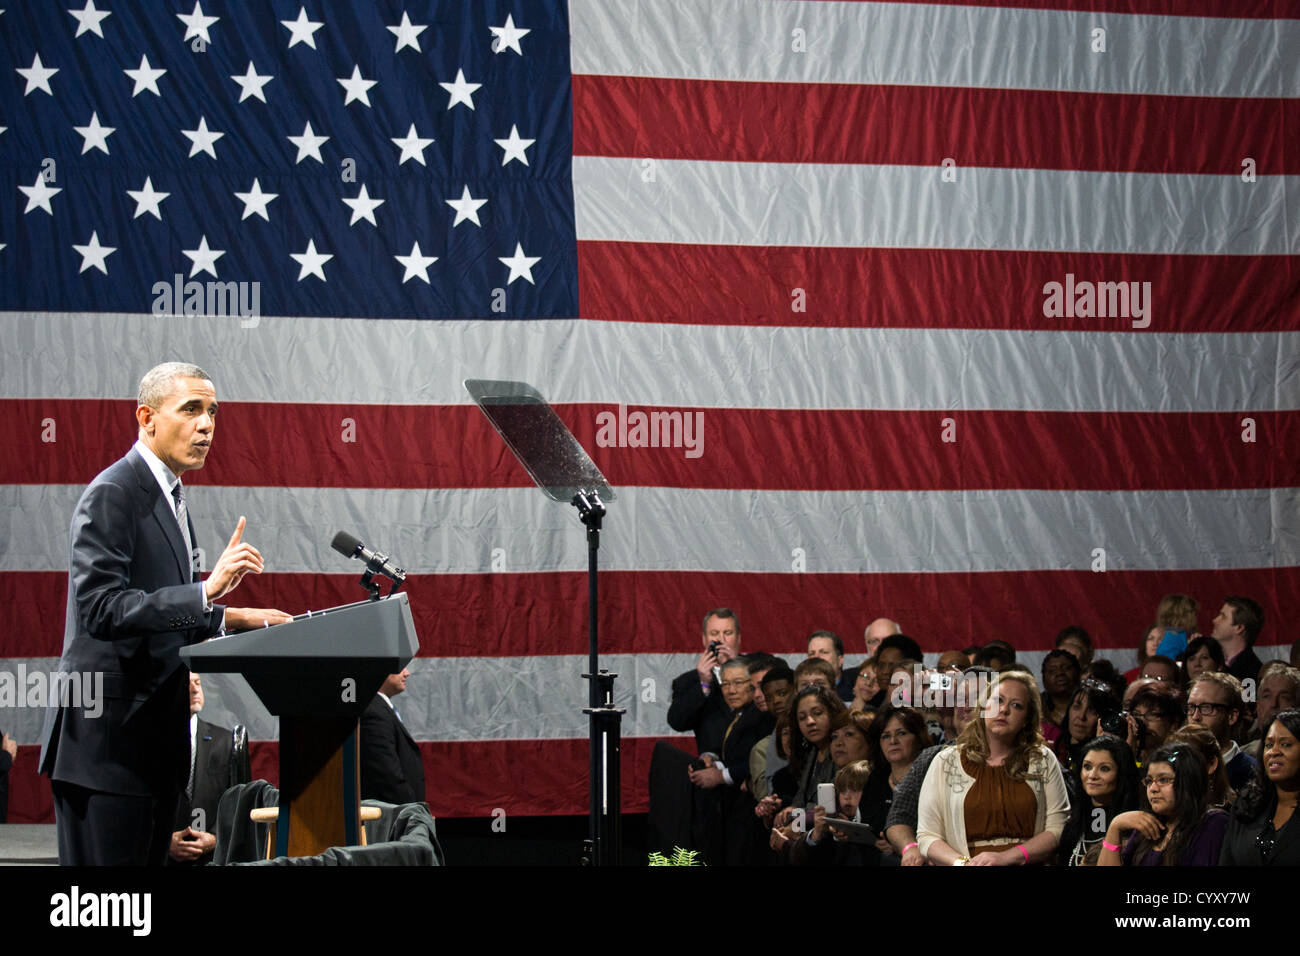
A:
[181,593,419,857]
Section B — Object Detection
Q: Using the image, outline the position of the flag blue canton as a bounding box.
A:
[0,0,578,319]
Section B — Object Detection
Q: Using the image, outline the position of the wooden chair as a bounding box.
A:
[250,806,382,860]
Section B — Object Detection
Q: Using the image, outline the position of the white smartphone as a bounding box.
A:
[816,782,836,814]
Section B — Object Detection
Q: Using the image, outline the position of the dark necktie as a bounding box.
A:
[171,480,194,578]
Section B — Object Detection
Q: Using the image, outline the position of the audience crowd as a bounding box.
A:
[660,594,1300,866]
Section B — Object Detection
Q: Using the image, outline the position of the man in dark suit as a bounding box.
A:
[684,657,772,865]
[0,730,16,823]
[667,608,743,756]
[1213,597,1266,688]
[168,672,250,865]
[38,362,290,866]
[359,668,426,805]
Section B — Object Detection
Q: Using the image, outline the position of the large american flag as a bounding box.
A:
[0,0,1296,826]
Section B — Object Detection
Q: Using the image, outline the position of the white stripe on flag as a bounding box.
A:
[5,484,1295,574]
[570,0,1299,98]
[572,157,1299,255]
[3,314,1295,413]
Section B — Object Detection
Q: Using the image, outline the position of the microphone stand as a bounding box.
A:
[573,490,624,866]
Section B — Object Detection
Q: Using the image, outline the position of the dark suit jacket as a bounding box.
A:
[0,745,11,823]
[1220,796,1300,866]
[38,449,224,797]
[1226,647,1264,686]
[174,718,247,832]
[359,695,426,805]
[667,669,731,756]
[169,717,249,865]
[717,703,773,786]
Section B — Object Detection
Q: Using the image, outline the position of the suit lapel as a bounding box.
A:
[129,449,191,582]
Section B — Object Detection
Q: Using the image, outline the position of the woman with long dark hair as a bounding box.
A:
[1220,709,1300,865]
[769,687,845,851]
[1058,735,1139,865]
[1098,743,1228,866]
[1055,680,1121,773]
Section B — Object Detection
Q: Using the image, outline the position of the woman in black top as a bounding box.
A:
[1220,709,1300,865]
[1058,734,1139,865]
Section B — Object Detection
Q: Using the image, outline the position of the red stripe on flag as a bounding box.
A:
[7,567,1298,658]
[574,75,1296,174]
[3,400,1294,490]
[576,242,1300,332]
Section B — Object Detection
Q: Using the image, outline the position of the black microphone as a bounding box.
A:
[331,531,407,586]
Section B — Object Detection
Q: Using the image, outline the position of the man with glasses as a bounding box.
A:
[1186,672,1259,790]
[684,657,771,865]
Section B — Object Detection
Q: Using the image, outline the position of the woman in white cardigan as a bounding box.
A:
[917,670,1071,865]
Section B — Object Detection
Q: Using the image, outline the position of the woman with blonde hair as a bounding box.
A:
[917,671,1070,865]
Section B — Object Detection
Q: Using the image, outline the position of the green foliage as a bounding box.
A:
[648,847,704,866]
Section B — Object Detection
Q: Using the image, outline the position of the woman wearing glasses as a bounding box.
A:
[1220,709,1300,865]
[916,671,1071,865]
[1098,743,1228,865]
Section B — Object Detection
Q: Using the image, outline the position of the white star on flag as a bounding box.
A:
[391,124,434,166]
[233,179,278,221]
[337,66,377,107]
[282,6,323,49]
[19,173,62,215]
[446,186,488,227]
[17,53,58,96]
[342,184,385,227]
[72,231,115,274]
[73,112,115,155]
[394,241,439,284]
[127,177,169,220]
[499,242,541,285]
[181,116,224,159]
[494,125,535,166]
[231,62,273,103]
[387,12,427,53]
[291,239,333,281]
[177,1,218,44]
[490,14,530,56]
[68,0,111,38]
[440,69,481,110]
[182,235,225,278]
[124,55,166,97]
[287,121,329,164]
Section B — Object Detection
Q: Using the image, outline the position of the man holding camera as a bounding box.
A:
[667,608,743,756]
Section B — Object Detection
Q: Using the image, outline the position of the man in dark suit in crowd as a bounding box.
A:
[38,362,290,866]
[667,608,743,755]
[683,656,773,865]
[359,668,426,805]
[0,730,16,823]
[168,672,250,865]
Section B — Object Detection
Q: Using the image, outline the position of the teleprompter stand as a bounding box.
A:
[465,379,624,866]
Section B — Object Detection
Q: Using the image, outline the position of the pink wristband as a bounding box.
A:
[903,842,919,853]
[1103,840,1121,853]
[1017,844,1029,864]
